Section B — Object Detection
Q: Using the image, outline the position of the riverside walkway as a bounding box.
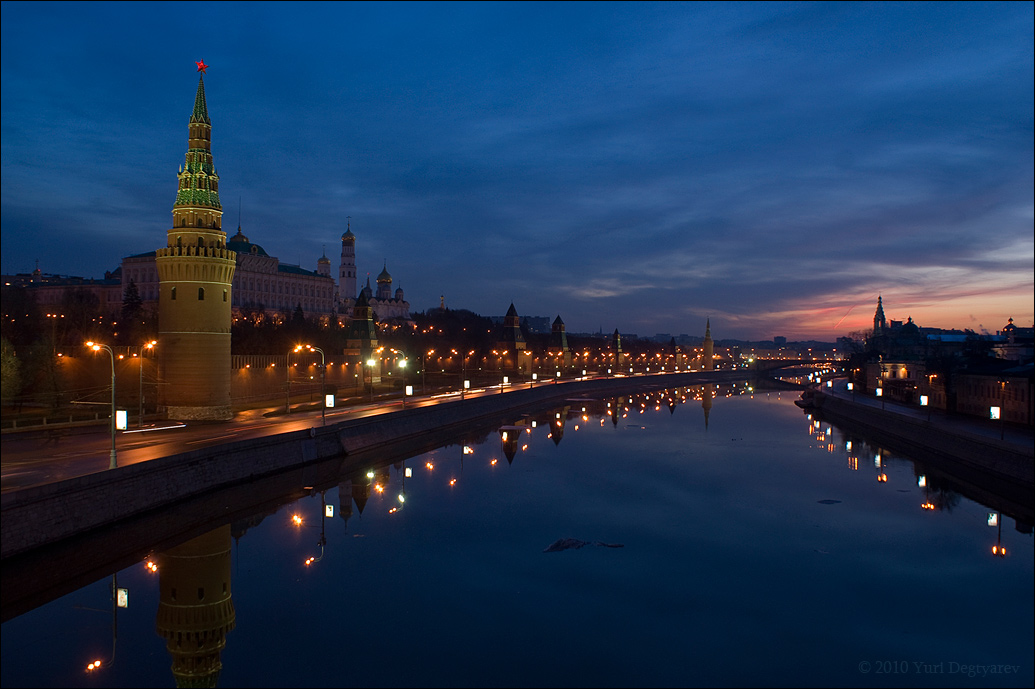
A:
[808,377,1033,489]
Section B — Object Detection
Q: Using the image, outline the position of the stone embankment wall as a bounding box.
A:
[812,390,1033,487]
[1,372,738,559]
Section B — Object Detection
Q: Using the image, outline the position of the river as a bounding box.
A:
[1,383,1032,687]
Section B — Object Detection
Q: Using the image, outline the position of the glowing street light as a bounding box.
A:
[296,345,327,424]
[138,340,156,427]
[86,342,118,469]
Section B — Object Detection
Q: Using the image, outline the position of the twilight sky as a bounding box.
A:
[2,2,1032,340]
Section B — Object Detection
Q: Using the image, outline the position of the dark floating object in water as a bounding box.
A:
[544,538,625,552]
[816,499,842,505]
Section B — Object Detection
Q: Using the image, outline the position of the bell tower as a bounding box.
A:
[156,62,237,420]
[340,220,357,301]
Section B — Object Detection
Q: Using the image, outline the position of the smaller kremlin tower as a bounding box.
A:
[703,319,714,371]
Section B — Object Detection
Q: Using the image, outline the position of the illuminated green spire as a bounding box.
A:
[175,73,220,211]
[190,75,210,125]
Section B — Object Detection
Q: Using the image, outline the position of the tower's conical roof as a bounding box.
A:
[190,75,210,125]
[506,303,519,318]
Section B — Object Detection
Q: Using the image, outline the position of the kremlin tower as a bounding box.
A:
[156,62,237,420]
[155,525,236,687]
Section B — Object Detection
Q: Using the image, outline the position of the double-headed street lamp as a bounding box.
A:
[295,344,327,425]
[86,341,118,469]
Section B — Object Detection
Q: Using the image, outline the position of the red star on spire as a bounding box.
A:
[196,60,209,74]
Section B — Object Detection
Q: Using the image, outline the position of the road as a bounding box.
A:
[0,373,684,492]
[817,377,1034,448]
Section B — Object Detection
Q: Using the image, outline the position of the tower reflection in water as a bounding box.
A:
[155,524,236,687]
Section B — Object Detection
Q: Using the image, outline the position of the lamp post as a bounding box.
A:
[422,349,433,395]
[461,349,473,400]
[138,340,156,427]
[297,345,326,425]
[367,358,376,401]
[398,358,409,407]
[878,355,885,410]
[86,342,117,469]
[83,573,122,674]
[998,379,1007,441]
[285,347,294,414]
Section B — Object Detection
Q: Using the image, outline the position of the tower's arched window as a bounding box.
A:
[223,289,228,302]
[198,237,204,249]
[198,287,205,300]
[177,236,182,247]
[171,286,177,300]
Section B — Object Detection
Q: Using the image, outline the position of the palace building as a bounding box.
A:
[121,224,337,323]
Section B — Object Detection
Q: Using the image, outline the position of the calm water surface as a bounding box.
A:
[2,386,1032,687]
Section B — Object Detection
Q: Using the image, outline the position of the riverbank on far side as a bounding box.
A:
[806,382,1033,520]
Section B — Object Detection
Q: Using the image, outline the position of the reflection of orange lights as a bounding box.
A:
[426,461,434,471]
[921,502,936,510]
[521,444,528,451]
[992,545,1007,557]
[145,560,158,573]
[86,660,103,672]
[449,478,457,486]
[490,459,498,466]
[877,473,888,483]
[389,507,399,514]
[292,514,304,526]
[374,483,385,493]
[304,557,315,566]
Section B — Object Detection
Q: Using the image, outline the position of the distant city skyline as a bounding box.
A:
[2,2,1032,340]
